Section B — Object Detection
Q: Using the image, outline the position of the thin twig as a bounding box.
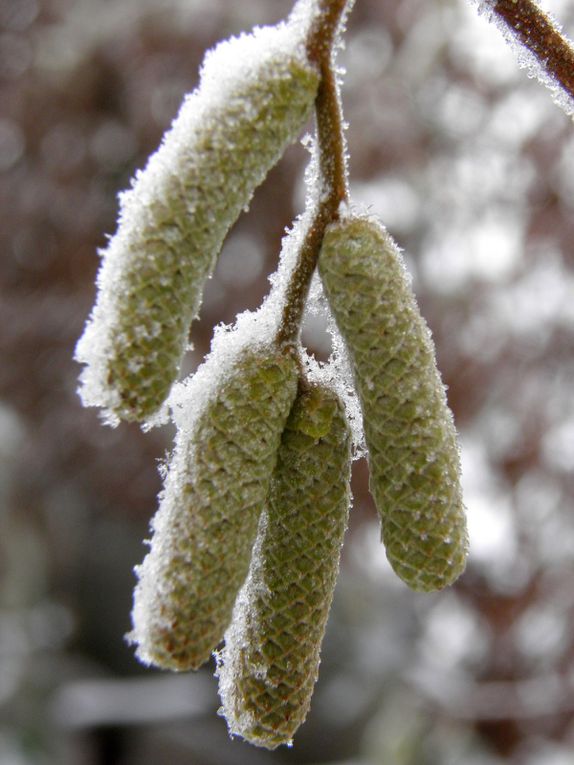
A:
[276,0,351,348]
[488,0,574,111]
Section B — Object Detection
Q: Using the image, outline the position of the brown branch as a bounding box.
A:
[489,0,574,110]
[276,0,351,348]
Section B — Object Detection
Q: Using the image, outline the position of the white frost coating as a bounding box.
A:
[469,0,574,117]
[167,304,282,438]
[75,6,319,424]
[289,0,321,29]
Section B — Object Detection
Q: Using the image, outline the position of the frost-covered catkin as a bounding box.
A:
[75,26,319,422]
[319,217,468,592]
[218,382,352,749]
[129,345,298,671]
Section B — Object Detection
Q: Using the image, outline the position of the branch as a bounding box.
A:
[484,0,574,115]
[276,0,351,348]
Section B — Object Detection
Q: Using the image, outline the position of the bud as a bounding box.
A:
[319,217,468,592]
[75,27,319,422]
[218,382,352,748]
[129,345,298,670]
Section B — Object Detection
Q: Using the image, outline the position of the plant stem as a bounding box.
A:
[276,0,351,348]
[489,0,574,109]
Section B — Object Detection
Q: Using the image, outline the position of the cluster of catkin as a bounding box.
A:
[76,3,468,750]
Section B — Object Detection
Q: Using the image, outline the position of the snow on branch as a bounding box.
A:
[474,0,574,117]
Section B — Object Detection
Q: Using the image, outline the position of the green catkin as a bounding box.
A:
[318,217,468,592]
[218,382,352,749]
[75,38,319,422]
[130,345,298,671]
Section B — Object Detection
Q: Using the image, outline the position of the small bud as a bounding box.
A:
[319,216,468,592]
[75,27,319,422]
[218,382,352,748]
[129,345,298,671]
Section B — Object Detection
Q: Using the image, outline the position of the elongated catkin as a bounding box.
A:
[129,345,298,670]
[319,217,468,592]
[75,30,319,422]
[218,382,352,748]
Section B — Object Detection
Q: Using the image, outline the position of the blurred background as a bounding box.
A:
[2,0,574,762]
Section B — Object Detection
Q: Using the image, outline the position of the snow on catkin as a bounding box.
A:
[318,216,468,592]
[129,344,298,671]
[218,381,352,748]
[75,20,319,423]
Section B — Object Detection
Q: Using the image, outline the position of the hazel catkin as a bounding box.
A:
[129,345,298,671]
[318,216,468,592]
[218,381,352,748]
[75,27,319,423]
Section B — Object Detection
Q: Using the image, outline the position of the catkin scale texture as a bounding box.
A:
[218,383,352,748]
[319,218,468,592]
[76,45,319,422]
[130,346,298,671]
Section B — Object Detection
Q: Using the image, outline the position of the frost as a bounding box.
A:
[468,0,574,118]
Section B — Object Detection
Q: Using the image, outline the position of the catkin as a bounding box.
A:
[319,217,468,592]
[218,382,352,749]
[129,345,298,671]
[75,37,319,422]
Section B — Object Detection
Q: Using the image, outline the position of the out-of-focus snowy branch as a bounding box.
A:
[473,0,574,117]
